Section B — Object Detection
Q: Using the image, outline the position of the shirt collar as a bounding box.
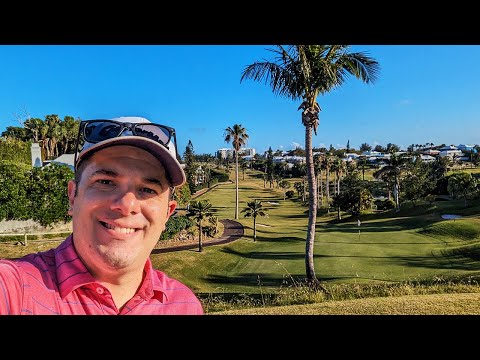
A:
[56,235,169,301]
[141,258,170,302]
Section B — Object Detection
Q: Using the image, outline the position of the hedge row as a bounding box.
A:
[0,161,73,227]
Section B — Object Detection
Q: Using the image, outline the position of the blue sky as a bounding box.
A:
[0,45,479,156]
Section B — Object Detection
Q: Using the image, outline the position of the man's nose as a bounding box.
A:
[110,190,141,215]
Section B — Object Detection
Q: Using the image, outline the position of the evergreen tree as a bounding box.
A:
[183,140,198,195]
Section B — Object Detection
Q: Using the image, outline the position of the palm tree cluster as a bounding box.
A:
[2,114,80,160]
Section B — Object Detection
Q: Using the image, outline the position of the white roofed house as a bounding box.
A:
[344,153,360,162]
[217,147,256,160]
[272,155,305,170]
[438,145,465,168]
[419,154,436,162]
[457,144,474,152]
[456,144,477,163]
[31,142,75,171]
[423,148,440,156]
[438,145,464,160]
[48,153,75,171]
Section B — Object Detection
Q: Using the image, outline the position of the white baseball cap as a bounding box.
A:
[75,116,186,187]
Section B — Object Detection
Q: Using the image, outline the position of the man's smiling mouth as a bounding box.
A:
[100,221,138,234]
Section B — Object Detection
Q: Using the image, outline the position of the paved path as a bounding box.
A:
[151,219,244,254]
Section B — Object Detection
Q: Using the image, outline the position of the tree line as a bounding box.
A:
[2,114,80,162]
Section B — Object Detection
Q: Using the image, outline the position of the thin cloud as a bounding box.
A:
[291,142,302,150]
[398,98,413,106]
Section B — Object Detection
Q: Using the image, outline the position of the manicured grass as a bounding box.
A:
[150,168,480,300]
[211,292,480,315]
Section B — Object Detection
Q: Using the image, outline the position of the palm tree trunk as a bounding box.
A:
[253,216,257,241]
[318,169,323,208]
[394,178,400,212]
[334,172,337,194]
[302,176,306,203]
[235,151,239,220]
[198,224,203,252]
[326,168,330,211]
[304,125,318,284]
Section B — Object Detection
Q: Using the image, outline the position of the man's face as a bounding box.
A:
[68,145,177,275]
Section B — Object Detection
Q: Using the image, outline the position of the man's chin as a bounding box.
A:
[98,246,137,269]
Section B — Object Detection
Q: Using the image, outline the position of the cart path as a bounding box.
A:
[151,219,244,254]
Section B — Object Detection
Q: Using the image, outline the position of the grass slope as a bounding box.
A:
[211,292,480,315]
[152,170,480,299]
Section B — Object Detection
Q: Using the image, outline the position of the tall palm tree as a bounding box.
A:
[447,172,478,207]
[324,154,334,211]
[241,199,268,241]
[187,199,214,252]
[45,114,61,159]
[224,124,249,220]
[334,157,346,194]
[278,179,291,200]
[373,153,409,212]
[313,153,324,208]
[240,158,248,180]
[241,45,379,284]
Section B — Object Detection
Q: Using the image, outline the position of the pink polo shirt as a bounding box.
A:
[0,235,204,315]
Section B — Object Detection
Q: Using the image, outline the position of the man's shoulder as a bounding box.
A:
[151,268,192,289]
[150,269,204,314]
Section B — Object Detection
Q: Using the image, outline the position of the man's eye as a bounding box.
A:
[142,188,158,195]
[97,179,113,185]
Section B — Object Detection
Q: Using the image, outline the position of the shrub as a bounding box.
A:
[0,138,30,165]
[160,215,195,240]
[0,161,32,221]
[210,168,229,182]
[0,161,74,227]
[29,163,74,227]
[375,198,395,211]
[425,194,436,204]
[173,183,192,207]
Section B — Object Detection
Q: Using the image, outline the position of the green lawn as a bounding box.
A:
[150,169,480,298]
[212,292,480,315]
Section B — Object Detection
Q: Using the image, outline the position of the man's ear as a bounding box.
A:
[167,200,177,218]
[67,180,76,216]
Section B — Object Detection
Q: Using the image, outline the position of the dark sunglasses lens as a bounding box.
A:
[135,124,171,145]
[84,122,123,143]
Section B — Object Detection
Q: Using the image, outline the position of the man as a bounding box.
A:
[0,116,204,315]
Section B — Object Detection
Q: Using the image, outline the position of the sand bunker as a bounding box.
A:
[441,214,463,220]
